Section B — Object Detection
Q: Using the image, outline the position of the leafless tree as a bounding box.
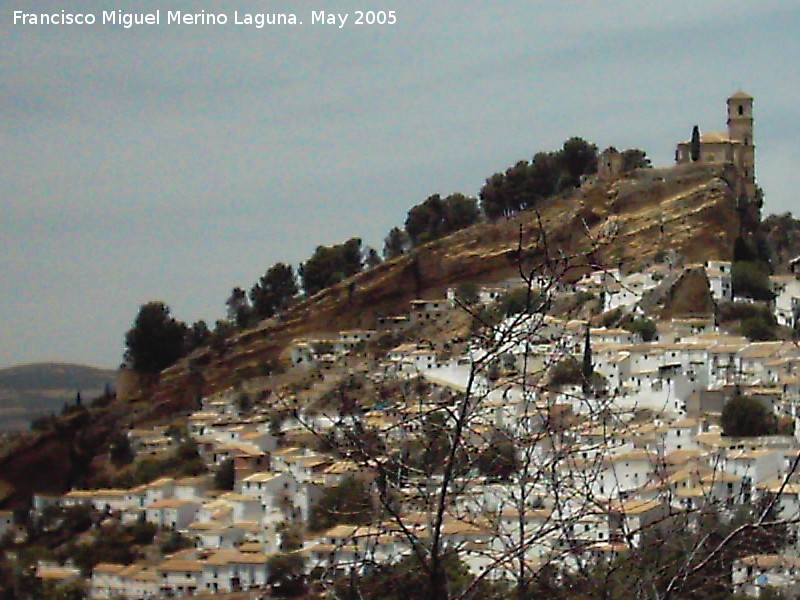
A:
[279,215,800,600]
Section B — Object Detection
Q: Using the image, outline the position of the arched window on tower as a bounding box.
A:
[738,105,744,115]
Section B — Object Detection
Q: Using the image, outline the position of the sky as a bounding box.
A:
[2,1,800,369]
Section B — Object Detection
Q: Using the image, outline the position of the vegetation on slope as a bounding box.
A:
[121,137,654,379]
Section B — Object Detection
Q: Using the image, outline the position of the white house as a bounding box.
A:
[145,498,200,531]
[593,449,657,499]
[607,499,667,547]
[240,472,291,510]
[141,477,176,506]
[338,329,378,351]
[188,521,246,550]
[409,299,451,326]
[705,261,733,303]
[723,448,783,490]
[387,342,440,374]
[173,475,213,501]
[90,563,159,599]
[664,418,701,454]
[156,551,204,597]
[771,275,800,328]
[732,554,800,598]
[200,549,271,595]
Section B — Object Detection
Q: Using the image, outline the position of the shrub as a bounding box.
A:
[626,317,657,342]
[165,423,188,442]
[778,416,795,437]
[470,304,503,334]
[70,523,141,575]
[309,476,372,532]
[127,440,207,486]
[173,440,206,475]
[213,459,235,491]
[574,291,595,306]
[109,433,134,466]
[160,531,194,555]
[740,312,778,341]
[732,261,774,301]
[599,308,623,328]
[500,288,544,316]
[30,414,54,432]
[717,301,766,323]
[549,357,582,387]
[127,520,157,545]
[477,430,518,481]
[454,282,480,306]
[278,523,303,552]
[267,552,307,597]
[721,394,777,437]
[339,552,480,600]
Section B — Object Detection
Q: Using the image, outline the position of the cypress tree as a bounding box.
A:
[690,125,701,162]
[582,325,593,391]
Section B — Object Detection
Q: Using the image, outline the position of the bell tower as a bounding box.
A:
[727,91,755,198]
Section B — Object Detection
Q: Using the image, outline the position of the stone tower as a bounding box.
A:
[597,147,622,181]
[726,91,755,198]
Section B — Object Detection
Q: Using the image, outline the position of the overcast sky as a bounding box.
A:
[2,1,799,369]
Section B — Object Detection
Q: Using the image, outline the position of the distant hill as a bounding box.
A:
[0,363,117,431]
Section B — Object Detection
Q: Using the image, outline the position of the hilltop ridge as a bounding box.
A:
[141,161,744,412]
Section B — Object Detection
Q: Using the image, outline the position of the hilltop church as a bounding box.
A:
[675,91,756,199]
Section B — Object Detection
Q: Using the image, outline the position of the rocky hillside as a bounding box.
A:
[145,162,745,411]
[0,390,135,507]
[0,162,749,509]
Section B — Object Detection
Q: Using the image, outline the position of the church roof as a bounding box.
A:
[678,131,738,145]
[700,131,734,144]
[729,90,753,100]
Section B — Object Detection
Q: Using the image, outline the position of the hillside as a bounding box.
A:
[0,161,749,510]
[0,362,116,432]
[145,161,745,411]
